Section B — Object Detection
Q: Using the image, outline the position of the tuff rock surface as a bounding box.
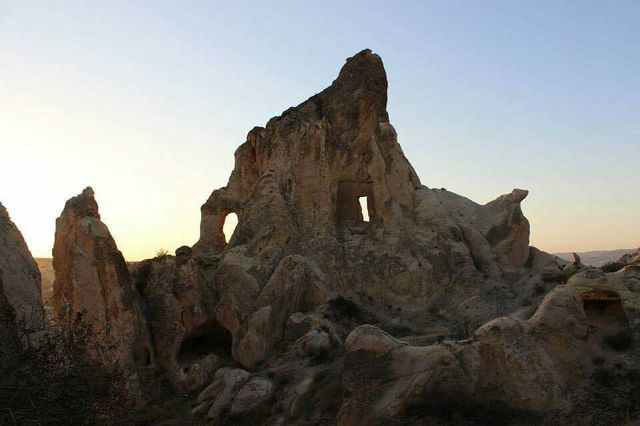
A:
[191,50,555,358]
[44,50,639,424]
[0,202,42,320]
[52,187,153,371]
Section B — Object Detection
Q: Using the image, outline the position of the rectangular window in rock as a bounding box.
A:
[337,181,375,227]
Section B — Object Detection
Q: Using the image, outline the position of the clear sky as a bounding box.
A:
[1,1,639,260]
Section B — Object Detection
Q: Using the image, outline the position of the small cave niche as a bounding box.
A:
[582,290,633,351]
[337,180,376,227]
[177,321,233,366]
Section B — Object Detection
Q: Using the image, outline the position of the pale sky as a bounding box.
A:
[1,1,639,260]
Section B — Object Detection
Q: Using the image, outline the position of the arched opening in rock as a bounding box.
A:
[337,181,376,227]
[582,290,633,351]
[222,212,238,244]
[177,321,233,366]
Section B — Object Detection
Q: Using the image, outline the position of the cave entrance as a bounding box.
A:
[582,290,633,351]
[177,321,233,365]
[337,181,376,227]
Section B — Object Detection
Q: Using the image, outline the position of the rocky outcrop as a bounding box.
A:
[0,202,42,320]
[338,264,640,424]
[192,49,554,342]
[46,49,604,423]
[131,251,228,390]
[52,187,153,370]
[602,248,640,272]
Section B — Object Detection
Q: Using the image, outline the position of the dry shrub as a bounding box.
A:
[0,309,128,425]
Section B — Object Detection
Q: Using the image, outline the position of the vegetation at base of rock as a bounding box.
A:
[0,311,128,425]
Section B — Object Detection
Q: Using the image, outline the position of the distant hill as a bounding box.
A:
[554,249,638,267]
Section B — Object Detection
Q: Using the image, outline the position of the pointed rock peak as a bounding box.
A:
[292,49,390,123]
[335,49,386,86]
[64,186,100,219]
[82,186,95,197]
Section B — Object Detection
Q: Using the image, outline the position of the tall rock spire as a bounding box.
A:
[53,187,153,370]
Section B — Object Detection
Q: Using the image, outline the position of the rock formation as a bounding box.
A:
[339,264,640,425]
[52,187,153,370]
[602,247,640,272]
[191,50,554,356]
[44,50,639,424]
[0,202,42,320]
[131,249,228,390]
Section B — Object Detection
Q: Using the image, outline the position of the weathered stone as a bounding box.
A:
[338,265,640,424]
[132,254,227,390]
[0,202,42,320]
[230,376,274,415]
[192,49,547,336]
[52,187,153,370]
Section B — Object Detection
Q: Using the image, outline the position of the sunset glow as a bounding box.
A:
[1,1,638,260]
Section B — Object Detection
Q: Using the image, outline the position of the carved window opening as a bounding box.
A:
[337,181,376,227]
[582,290,633,351]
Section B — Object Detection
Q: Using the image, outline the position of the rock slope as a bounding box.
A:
[0,202,42,320]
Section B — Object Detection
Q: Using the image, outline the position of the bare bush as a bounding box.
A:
[0,309,128,425]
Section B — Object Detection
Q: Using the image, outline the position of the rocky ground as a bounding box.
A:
[1,50,639,425]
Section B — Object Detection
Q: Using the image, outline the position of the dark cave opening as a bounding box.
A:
[582,290,633,351]
[177,321,233,365]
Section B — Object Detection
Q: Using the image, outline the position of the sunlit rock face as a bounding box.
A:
[0,202,42,320]
[193,49,545,349]
[52,187,153,371]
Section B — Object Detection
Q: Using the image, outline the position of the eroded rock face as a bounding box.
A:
[192,49,550,343]
[338,265,640,425]
[132,253,229,390]
[46,50,593,422]
[0,202,42,320]
[52,187,153,370]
